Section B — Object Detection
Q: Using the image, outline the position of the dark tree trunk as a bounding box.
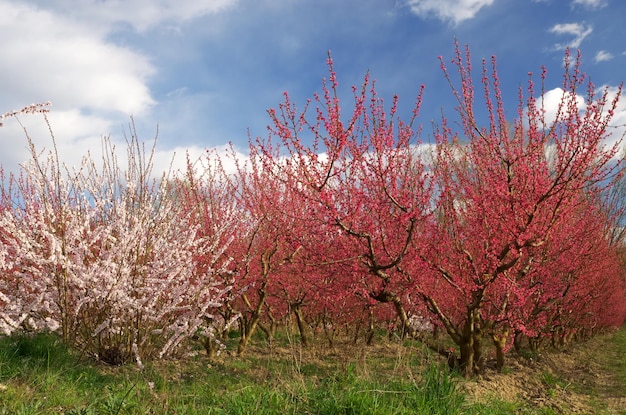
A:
[513,331,523,353]
[492,328,509,372]
[237,289,267,356]
[293,304,309,347]
[366,309,375,345]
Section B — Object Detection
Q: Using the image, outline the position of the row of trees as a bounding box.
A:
[1,44,625,375]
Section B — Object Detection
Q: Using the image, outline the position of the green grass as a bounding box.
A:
[583,327,626,415]
[0,332,468,414]
[0,333,116,414]
[605,328,626,395]
[1,329,625,414]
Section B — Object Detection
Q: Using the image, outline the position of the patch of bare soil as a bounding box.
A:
[463,333,626,414]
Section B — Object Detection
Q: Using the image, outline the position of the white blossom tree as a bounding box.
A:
[1,111,237,364]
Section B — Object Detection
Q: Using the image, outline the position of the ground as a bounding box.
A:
[463,331,626,414]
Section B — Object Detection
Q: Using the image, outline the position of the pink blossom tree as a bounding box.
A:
[258,53,434,346]
[421,43,624,374]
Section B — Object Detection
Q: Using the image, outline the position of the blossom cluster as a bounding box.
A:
[0,102,51,127]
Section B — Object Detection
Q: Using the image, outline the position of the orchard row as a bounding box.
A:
[1,44,625,375]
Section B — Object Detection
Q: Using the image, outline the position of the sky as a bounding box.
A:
[1,0,626,176]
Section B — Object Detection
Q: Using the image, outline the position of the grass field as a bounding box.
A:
[0,328,624,414]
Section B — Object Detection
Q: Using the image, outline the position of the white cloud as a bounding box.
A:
[0,112,248,183]
[548,22,593,49]
[600,86,626,152]
[0,0,238,176]
[0,111,109,176]
[22,0,239,33]
[539,88,585,125]
[404,0,495,25]
[572,0,607,9]
[535,86,626,155]
[0,0,158,173]
[594,50,614,63]
[166,144,250,177]
[0,1,155,114]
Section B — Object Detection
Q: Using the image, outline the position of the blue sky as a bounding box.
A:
[1,0,625,175]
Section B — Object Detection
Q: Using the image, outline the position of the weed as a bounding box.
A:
[541,370,569,395]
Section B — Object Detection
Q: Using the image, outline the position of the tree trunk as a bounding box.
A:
[422,291,484,377]
[237,290,266,356]
[458,338,475,377]
[492,328,509,372]
[203,337,220,359]
[259,321,276,346]
[236,319,255,356]
[513,330,523,353]
[372,290,416,338]
[472,322,484,374]
[321,315,335,348]
[353,320,362,345]
[457,310,482,377]
[366,309,375,345]
[293,305,309,347]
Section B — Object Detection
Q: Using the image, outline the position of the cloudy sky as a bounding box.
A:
[1,0,625,175]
